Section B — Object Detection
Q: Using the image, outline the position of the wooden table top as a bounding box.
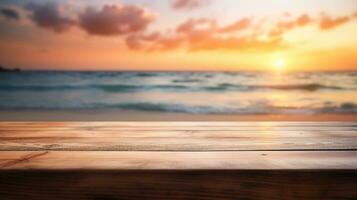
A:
[1,122,356,170]
[1,122,357,199]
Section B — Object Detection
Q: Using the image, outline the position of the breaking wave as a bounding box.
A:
[1,71,356,114]
[0,83,348,92]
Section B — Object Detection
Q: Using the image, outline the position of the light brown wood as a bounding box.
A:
[0,122,356,151]
[0,122,356,199]
[1,137,356,151]
[1,151,357,170]
[1,129,356,138]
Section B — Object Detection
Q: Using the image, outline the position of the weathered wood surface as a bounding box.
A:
[0,122,357,200]
[1,122,357,151]
[1,170,357,200]
[0,151,357,170]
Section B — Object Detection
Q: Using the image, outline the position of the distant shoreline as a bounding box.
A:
[0,109,356,121]
[0,66,21,72]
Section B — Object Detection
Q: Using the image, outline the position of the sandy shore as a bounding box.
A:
[0,109,356,121]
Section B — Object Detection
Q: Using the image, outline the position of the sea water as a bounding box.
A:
[0,71,356,114]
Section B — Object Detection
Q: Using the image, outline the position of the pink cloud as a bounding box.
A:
[125,11,356,52]
[25,3,156,36]
[20,3,356,53]
[319,14,351,30]
[269,14,312,37]
[26,2,76,33]
[126,32,161,50]
[79,4,155,36]
[126,17,284,52]
[219,18,251,33]
[171,0,210,11]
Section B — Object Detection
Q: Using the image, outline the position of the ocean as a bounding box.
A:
[0,71,356,115]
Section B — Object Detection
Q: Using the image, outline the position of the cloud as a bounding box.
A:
[176,18,217,35]
[219,18,251,33]
[126,17,285,52]
[24,3,155,36]
[268,13,356,37]
[125,11,357,52]
[175,17,252,35]
[171,0,210,10]
[0,8,20,20]
[184,35,285,52]
[26,3,75,33]
[269,14,312,37]
[17,3,356,53]
[79,5,155,36]
[126,32,161,50]
[319,14,351,30]
[127,33,285,52]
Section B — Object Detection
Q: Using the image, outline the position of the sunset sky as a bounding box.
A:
[0,0,356,71]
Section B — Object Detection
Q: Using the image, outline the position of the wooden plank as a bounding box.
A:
[1,170,357,200]
[1,151,357,170]
[0,122,356,199]
[1,122,356,131]
[1,121,356,126]
[1,129,356,138]
[0,121,356,151]
[1,137,356,151]
[0,127,357,138]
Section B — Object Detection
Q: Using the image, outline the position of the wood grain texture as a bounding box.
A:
[1,137,356,151]
[0,122,357,199]
[1,170,357,200]
[1,151,357,170]
[0,122,356,151]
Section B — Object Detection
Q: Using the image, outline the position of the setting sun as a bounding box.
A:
[0,0,356,72]
[273,58,287,71]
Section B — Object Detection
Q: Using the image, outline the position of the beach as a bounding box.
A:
[1,109,356,121]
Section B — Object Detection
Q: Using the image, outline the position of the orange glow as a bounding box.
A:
[273,58,287,71]
[0,1,356,71]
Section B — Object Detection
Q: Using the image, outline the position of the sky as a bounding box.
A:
[0,0,356,71]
